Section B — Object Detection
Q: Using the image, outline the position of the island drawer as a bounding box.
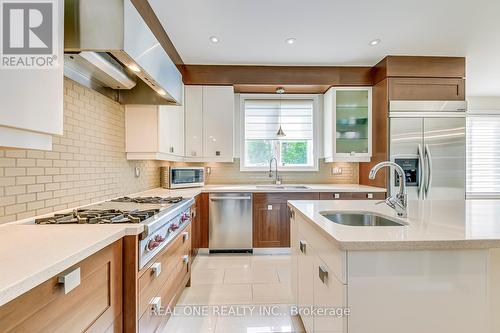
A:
[313,255,347,333]
[138,224,191,317]
[298,217,347,284]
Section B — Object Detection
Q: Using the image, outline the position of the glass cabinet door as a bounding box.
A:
[334,89,371,159]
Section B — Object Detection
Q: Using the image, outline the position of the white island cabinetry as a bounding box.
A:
[289,200,500,333]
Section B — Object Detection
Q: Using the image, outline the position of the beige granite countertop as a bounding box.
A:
[288,199,500,251]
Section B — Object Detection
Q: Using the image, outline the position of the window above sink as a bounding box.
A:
[239,94,320,171]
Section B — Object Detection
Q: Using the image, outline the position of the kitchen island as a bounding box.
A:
[288,199,500,333]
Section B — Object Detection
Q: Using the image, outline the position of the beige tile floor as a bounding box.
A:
[162,253,305,333]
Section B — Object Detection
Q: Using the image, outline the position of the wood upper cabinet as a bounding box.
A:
[253,193,319,248]
[389,78,465,101]
[0,240,123,333]
[184,85,234,162]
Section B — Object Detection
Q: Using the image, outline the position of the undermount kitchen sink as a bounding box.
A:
[256,185,311,190]
[321,212,406,226]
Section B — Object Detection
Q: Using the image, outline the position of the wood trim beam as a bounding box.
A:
[180,65,373,86]
[130,0,184,65]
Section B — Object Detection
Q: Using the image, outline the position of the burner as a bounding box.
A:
[111,196,183,204]
[34,208,160,225]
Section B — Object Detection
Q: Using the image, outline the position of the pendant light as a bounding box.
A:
[276,87,286,137]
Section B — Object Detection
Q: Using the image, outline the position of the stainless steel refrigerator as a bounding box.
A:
[389,101,467,200]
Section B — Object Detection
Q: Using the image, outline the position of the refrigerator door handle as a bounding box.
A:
[424,144,433,198]
[417,144,425,199]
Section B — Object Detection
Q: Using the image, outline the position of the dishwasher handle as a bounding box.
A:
[210,196,252,201]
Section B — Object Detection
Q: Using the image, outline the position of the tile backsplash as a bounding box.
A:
[167,159,358,185]
[0,79,160,224]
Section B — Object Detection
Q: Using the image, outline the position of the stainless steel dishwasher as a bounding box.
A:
[209,193,252,252]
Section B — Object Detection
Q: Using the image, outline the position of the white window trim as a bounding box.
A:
[239,93,320,172]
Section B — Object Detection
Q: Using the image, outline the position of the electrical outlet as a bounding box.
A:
[332,167,342,175]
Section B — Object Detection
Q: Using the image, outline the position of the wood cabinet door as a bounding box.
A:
[191,194,203,257]
[0,241,122,333]
[253,202,288,248]
[389,78,465,101]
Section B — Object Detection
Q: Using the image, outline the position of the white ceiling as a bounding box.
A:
[148,0,500,96]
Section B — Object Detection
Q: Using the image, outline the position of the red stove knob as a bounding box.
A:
[147,240,160,251]
[181,213,191,223]
[154,234,165,242]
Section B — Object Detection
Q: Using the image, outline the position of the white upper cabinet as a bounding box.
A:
[0,1,64,150]
[184,86,204,158]
[323,87,372,162]
[125,102,185,161]
[185,85,234,162]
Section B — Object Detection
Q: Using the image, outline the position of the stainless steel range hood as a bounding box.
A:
[64,0,183,105]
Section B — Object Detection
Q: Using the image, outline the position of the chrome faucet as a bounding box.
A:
[269,158,282,185]
[369,161,408,218]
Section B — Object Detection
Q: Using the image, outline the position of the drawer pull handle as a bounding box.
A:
[150,296,162,313]
[182,232,189,242]
[151,262,161,277]
[58,267,81,294]
[299,240,307,254]
[319,265,329,284]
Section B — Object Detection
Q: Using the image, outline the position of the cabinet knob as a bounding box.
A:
[289,208,295,219]
[367,193,373,199]
[182,231,189,242]
[319,265,329,283]
[151,262,161,277]
[334,193,340,199]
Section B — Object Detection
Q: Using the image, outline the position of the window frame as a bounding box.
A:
[239,94,320,172]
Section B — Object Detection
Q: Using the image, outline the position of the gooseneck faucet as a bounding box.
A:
[369,161,408,218]
[269,157,282,185]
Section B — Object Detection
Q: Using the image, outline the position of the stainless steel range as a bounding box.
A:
[34,196,195,269]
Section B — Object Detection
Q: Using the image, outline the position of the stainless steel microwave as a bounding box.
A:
[160,167,205,189]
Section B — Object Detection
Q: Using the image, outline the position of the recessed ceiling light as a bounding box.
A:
[127,64,141,73]
[209,36,220,43]
[285,38,296,45]
[369,39,381,46]
[157,89,166,96]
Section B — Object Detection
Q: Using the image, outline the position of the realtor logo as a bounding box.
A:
[1,0,58,68]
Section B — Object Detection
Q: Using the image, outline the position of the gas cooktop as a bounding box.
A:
[111,196,183,204]
[34,208,159,224]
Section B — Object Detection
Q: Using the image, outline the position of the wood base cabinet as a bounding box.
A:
[0,241,123,333]
[253,193,319,248]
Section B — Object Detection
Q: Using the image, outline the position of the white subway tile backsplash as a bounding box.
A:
[0,78,160,223]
